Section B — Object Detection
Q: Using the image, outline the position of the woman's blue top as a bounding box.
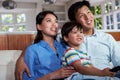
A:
[22,40,65,80]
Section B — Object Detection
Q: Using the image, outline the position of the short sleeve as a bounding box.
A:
[64,49,80,65]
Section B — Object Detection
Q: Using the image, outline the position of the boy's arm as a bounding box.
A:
[15,49,31,80]
[64,49,114,77]
[72,61,114,77]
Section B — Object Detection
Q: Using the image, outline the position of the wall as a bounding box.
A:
[0,2,37,32]
[25,10,36,31]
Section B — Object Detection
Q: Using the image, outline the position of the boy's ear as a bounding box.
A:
[37,24,42,30]
[63,36,68,42]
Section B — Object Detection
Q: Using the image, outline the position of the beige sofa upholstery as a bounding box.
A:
[117,41,120,46]
[0,50,22,80]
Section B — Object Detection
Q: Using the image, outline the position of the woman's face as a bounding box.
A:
[38,13,59,37]
[75,5,94,31]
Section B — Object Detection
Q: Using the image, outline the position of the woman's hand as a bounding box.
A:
[37,66,76,80]
[15,56,31,80]
[51,66,76,79]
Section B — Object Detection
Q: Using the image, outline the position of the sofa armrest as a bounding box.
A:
[0,50,22,80]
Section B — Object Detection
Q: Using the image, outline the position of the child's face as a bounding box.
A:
[64,26,84,47]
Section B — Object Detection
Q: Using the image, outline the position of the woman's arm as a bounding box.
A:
[15,49,31,80]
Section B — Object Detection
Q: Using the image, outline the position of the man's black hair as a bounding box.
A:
[68,0,91,21]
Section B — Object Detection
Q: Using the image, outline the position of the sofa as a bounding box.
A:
[0,50,22,80]
[0,41,120,80]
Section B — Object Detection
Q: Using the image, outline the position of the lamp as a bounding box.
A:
[2,0,17,9]
[44,0,56,4]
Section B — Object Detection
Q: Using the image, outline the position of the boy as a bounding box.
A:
[61,21,114,80]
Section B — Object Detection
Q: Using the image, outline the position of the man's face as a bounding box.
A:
[75,5,94,31]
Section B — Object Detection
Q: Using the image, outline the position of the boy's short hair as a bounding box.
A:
[61,21,83,45]
[68,0,91,21]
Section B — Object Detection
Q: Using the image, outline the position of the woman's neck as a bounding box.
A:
[43,36,56,52]
[43,36,54,45]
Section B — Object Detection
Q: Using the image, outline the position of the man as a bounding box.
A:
[15,0,120,80]
[67,0,120,80]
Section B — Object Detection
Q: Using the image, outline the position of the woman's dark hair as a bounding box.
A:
[68,0,91,21]
[34,10,58,44]
[61,21,83,45]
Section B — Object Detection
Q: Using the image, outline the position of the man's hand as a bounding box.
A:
[15,56,31,80]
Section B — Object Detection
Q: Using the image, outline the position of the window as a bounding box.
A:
[104,2,112,13]
[115,11,120,29]
[94,17,102,29]
[16,13,26,31]
[91,5,102,30]
[106,14,113,30]
[115,0,120,10]
[1,14,14,32]
[92,0,120,31]
[17,14,26,23]
[1,14,13,24]
[0,13,26,32]
[91,5,101,15]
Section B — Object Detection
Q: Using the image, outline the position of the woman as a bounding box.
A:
[22,10,75,80]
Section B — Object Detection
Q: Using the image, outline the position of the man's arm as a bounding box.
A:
[15,49,31,80]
